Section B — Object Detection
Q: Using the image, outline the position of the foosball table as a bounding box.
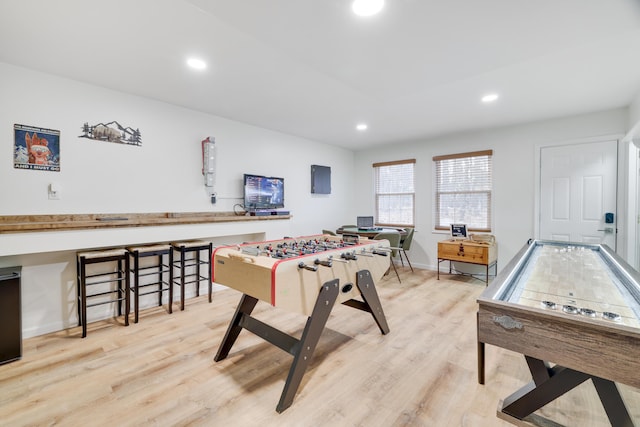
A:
[211,234,392,412]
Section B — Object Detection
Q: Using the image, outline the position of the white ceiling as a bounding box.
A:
[2,0,640,150]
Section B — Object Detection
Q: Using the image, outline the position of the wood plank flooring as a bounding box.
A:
[0,267,638,426]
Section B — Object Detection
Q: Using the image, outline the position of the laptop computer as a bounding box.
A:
[357,216,380,231]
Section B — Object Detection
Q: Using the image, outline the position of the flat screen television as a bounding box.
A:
[243,174,285,210]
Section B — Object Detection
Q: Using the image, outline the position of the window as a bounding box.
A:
[433,150,492,232]
[373,159,415,226]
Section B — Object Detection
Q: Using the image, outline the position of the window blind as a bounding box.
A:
[373,159,415,226]
[433,150,492,232]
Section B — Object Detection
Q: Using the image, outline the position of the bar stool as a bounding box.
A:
[76,248,130,338]
[171,240,213,310]
[127,244,173,323]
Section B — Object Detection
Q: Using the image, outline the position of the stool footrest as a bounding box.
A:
[172,261,208,268]
[85,294,127,308]
[137,286,171,297]
[83,277,127,287]
[134,266,171,277]
[83,270,126,281]
[173,274,207,283]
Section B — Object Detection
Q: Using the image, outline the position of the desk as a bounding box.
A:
[336,227,406,239]
[437,239,497,285]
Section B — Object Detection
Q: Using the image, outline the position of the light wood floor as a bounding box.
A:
[1,267,638,426]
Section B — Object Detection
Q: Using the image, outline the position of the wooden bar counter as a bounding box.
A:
[0,212,290,258]
[0,212,290,234]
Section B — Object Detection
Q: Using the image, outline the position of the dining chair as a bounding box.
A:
[373,232,401,283]
[399,227,415,272]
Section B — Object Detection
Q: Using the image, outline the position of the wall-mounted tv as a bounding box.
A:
[243,174,285,210]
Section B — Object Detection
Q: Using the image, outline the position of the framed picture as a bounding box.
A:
[450,223,467,239]
[14,124,61,172]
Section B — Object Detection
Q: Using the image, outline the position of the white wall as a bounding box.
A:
[0,60,359,242]
[625,90,640,270]
[0,62,354,229]
[0,62,355,337]
[629,90,640,129]
[353,108,629,272]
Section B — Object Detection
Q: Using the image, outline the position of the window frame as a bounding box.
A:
[373,158,416,227]
[433,150,493,233]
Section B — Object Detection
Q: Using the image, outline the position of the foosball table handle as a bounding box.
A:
[229,253,256,263]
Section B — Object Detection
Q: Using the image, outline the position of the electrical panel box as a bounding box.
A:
[311,165,331,194]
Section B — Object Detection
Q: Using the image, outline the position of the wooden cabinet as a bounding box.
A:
[437,239,497,284]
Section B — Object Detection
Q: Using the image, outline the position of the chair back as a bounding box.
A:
[401,227,415,250]
[373,232,401,257]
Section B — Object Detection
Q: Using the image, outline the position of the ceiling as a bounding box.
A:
[2,0,640,151]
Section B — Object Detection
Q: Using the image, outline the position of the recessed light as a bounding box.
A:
[356,123,368,131]
[481,93,499,103]
[352,0,384,17]
[187,58,207,70]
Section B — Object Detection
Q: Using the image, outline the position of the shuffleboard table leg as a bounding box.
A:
[214,294,259,362]
[477,342,484,385]
[477,311,485,384]
[501,362,636,427]
[276,279,340,413]
[592,377,635,427]
[501,365,590,419]
[524,356,552,385]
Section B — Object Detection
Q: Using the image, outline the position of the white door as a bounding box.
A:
[539,140,617,248]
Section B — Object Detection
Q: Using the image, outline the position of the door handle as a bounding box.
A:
[597,227,614,233]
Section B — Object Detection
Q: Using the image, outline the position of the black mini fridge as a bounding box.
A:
[0,266,21,364]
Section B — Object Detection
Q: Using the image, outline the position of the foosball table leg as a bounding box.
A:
[214,280,341,413]
[276,279,340,413]
[355,270,390,335]
[214,293,259,362]
[342,270,390,335]
[214,274,390,413]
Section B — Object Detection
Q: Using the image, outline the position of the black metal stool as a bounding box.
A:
[127,244,173,323]
[171,240,212,310]
[76,248,130,338]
